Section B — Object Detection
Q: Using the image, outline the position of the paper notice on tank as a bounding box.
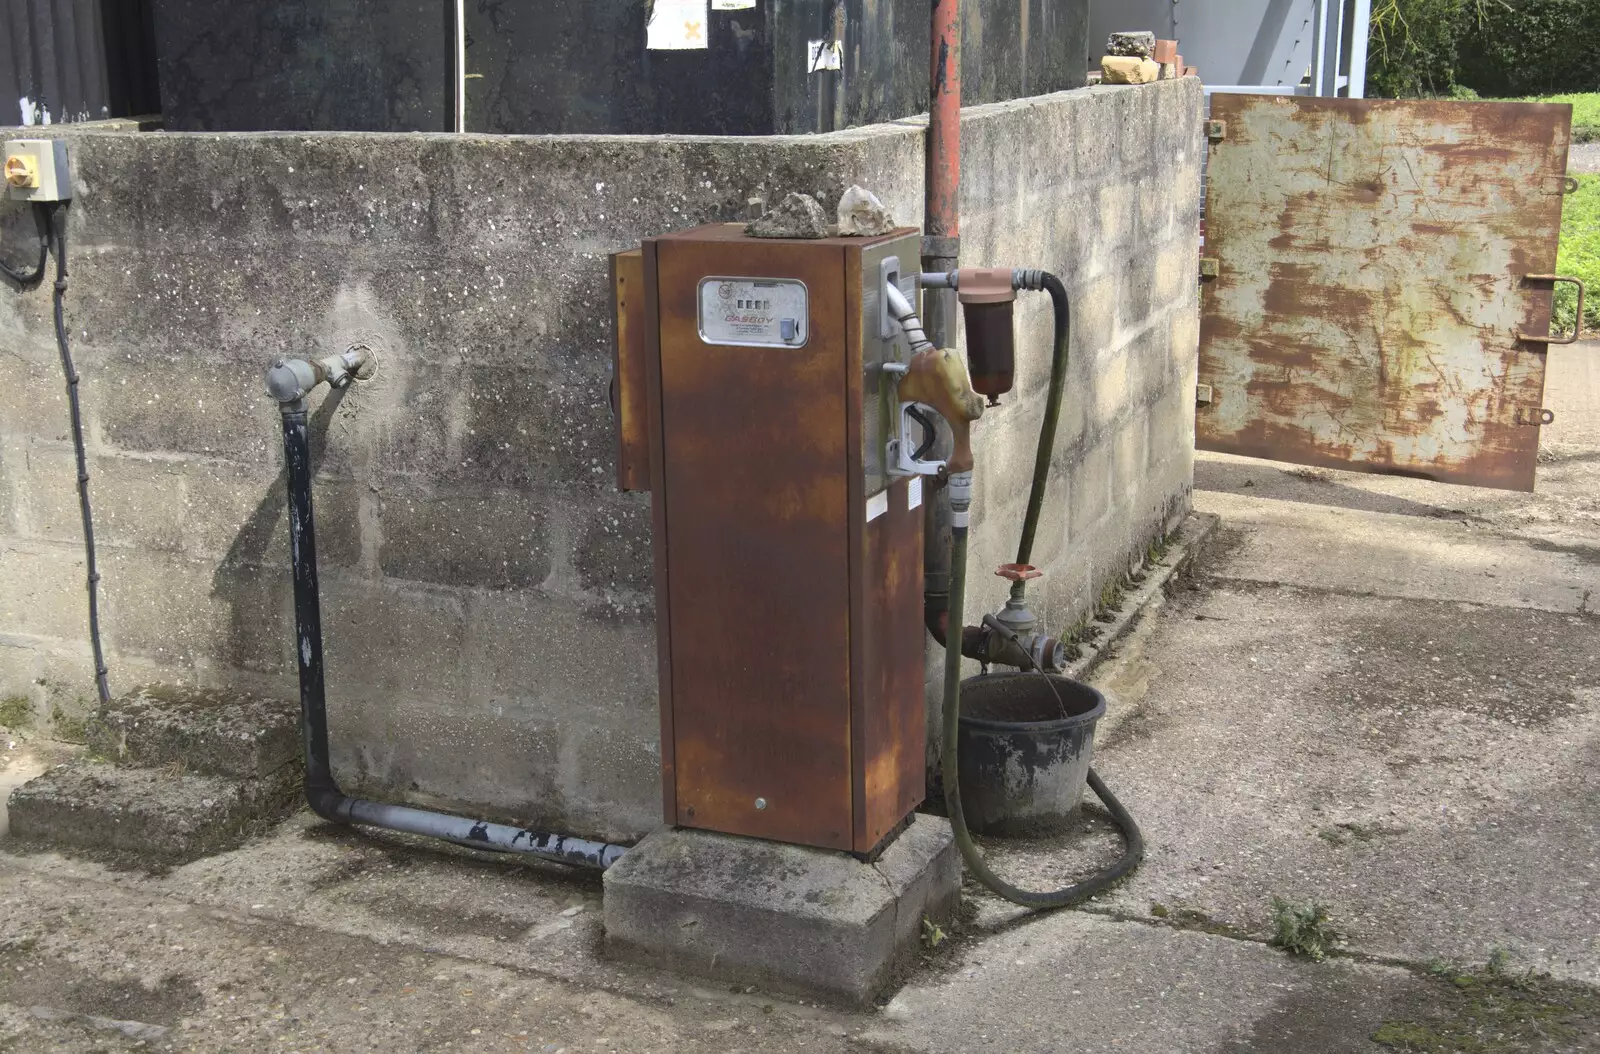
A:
[711,0,756,8]
[648,0,710,49]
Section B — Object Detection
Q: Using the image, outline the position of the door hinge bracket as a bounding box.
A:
[1199,257,1220,279]
[1514,407,1556,426]
[1206,120,1226,141]
[1196,383,1214,406]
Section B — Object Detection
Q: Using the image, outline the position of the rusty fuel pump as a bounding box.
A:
[611,223,1141,905]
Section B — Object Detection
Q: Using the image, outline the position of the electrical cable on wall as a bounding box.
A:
[0,205,48,285]
[2,175,112,708]
[47,202,113,707]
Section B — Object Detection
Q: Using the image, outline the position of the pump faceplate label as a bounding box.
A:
[697,277,809,348]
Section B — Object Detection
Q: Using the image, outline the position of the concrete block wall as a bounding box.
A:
[0,77,1201,843]
[957,80,1204,648]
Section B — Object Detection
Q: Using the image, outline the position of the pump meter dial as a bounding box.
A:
[697,277,809,348]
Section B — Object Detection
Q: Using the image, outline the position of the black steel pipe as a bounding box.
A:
[279,400,627,870]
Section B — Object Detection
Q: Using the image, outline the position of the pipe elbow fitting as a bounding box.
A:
[923,599,991,662]
[267,348,377,405]
[266,359,320,405]
[304,775,353,823]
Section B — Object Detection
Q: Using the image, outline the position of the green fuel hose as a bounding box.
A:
[940,516,1145,908]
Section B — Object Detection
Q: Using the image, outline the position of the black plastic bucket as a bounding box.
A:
[956,673,1106,836]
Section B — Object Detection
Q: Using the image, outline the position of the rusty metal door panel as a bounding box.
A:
[1198,95,1572,491]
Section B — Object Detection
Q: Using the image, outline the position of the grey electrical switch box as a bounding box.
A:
[4,139,72,202]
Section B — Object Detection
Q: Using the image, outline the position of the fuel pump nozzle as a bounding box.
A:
[896,346,985,473]
[883,281,984,476]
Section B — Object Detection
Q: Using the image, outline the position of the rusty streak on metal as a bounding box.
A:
[1196,95,1573,492]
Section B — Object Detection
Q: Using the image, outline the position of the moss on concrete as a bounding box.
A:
[1372,966,1600,1052]
[49,704,90,744]
[0,695,33,729]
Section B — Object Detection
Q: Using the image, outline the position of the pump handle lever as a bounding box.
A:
[906,404,939,461]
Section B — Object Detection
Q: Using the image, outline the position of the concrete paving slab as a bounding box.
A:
[7,758,300,862]
[864,909,1462,1054]
[85,684,299,779]
[1067,581,1600,980]
[0,858,863,1053]
[1194,491,1599,613]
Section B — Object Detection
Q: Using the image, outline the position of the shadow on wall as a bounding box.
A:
[210,387,349,675]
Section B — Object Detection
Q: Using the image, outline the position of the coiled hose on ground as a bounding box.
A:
[938,271,1144,910]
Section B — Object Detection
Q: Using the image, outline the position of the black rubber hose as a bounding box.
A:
[941,524,1144,909]
[47,203,111,708]
[1014,272,1069,568]
[1,203,49,286]
[938,270,1143,909]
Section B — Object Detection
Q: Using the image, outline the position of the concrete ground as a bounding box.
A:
[3,345,1599,1051]
[1569,141,1599,174]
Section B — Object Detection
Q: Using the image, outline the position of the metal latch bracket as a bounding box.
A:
[1514,274,1585,345]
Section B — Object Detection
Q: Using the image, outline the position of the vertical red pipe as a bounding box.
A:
[921,0,961,694]
[926,0,961,237]
[924,0,962,350]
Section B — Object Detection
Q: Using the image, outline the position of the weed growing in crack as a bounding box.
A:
[1269,897,1337,961]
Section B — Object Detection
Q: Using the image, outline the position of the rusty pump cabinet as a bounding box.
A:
[605,223,1144,1001]
[614,223,931,856]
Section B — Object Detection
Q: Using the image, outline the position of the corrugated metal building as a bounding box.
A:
[3,0,161,125]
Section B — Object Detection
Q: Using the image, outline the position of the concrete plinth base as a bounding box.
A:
[602,814,959,1005]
